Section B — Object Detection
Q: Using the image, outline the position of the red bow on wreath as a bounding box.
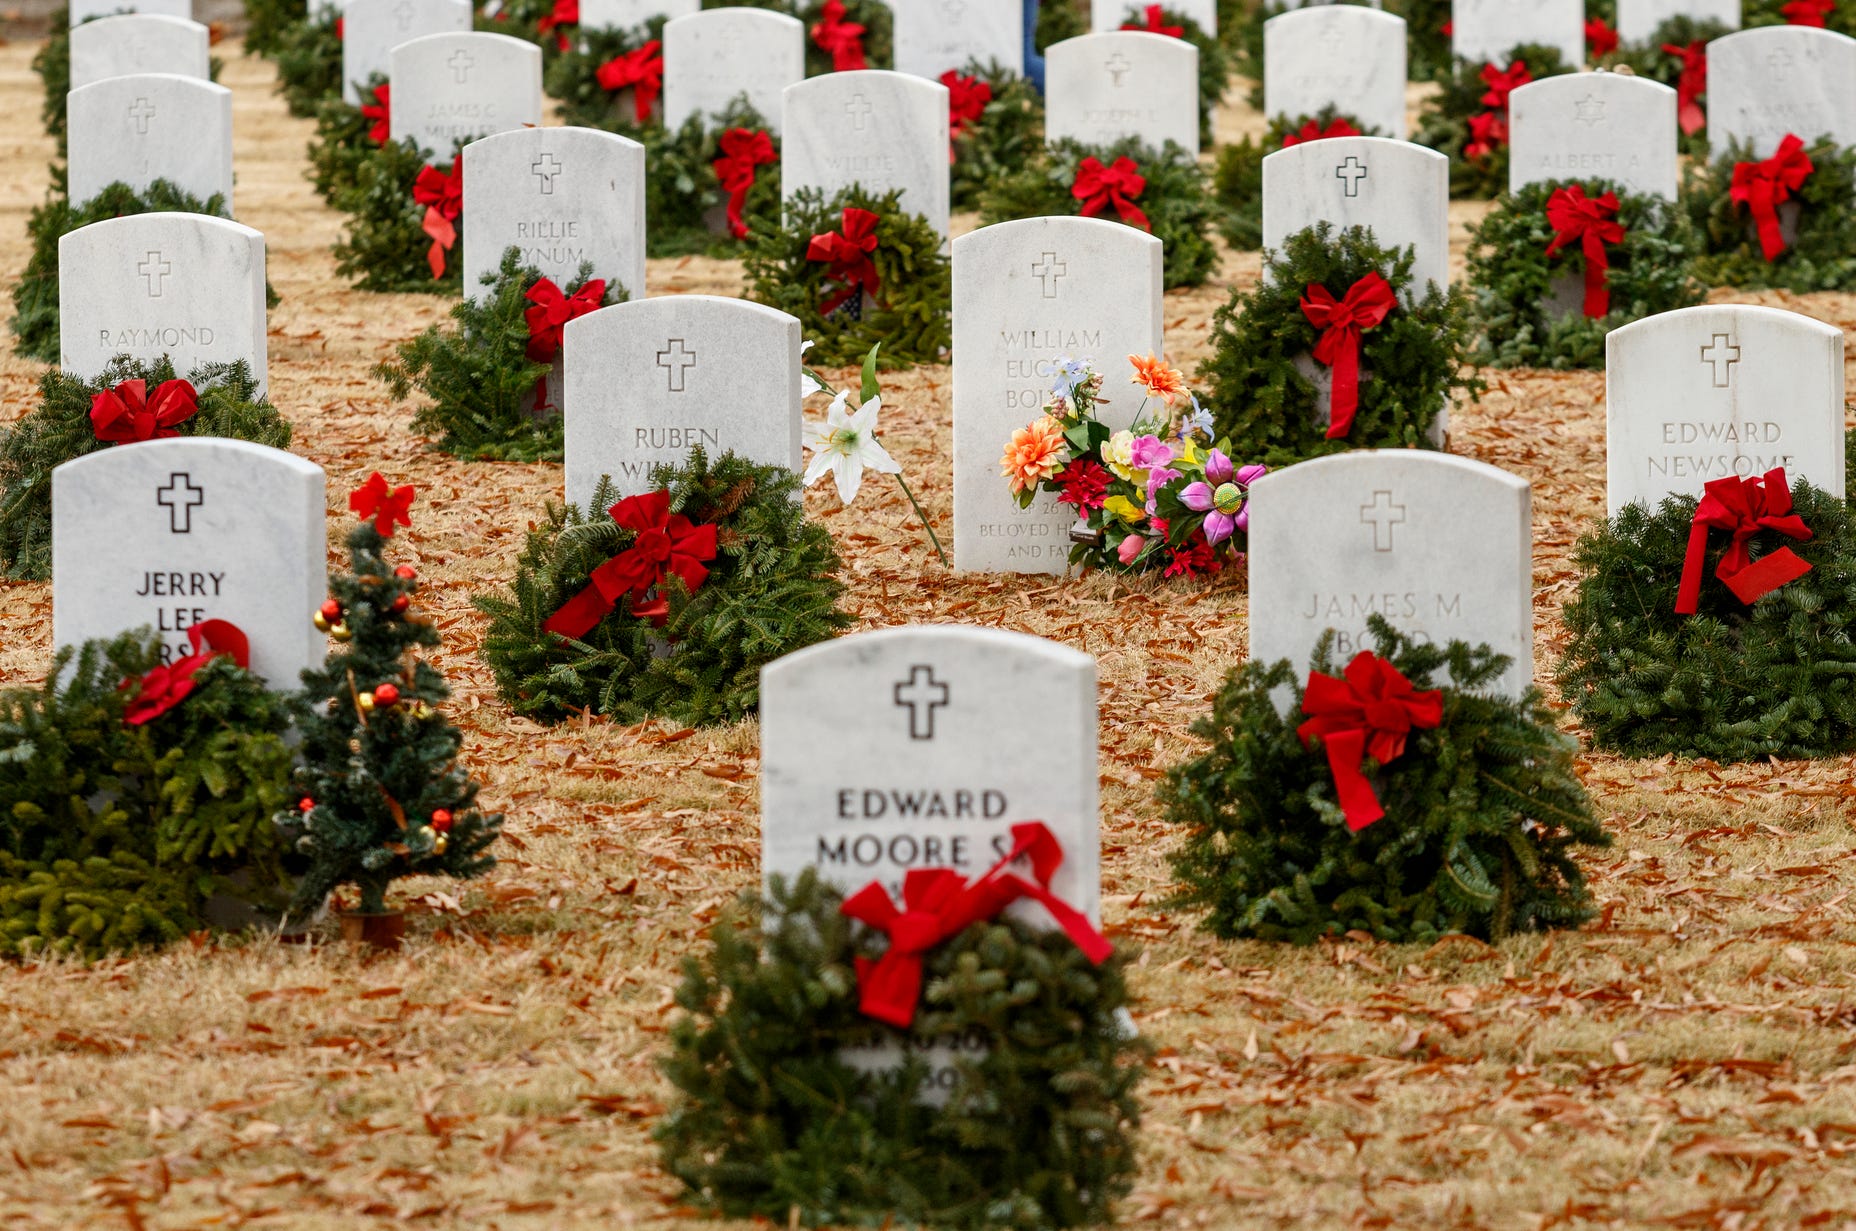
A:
[1675,468,1814,615]
[1585,17,1619,57]
[1299,270,1396,440]
[1464,109,1509,160]
[596,39,664,125]
[536,0,577,50]
[712,127,776,239]
[1731,134,1813,263]
[350,472,416,538]
[1072,155,1150,231]
[544,490,718,638]
[1545,184,1624,318]
[90,377,199,443]
[941,69,992,160]
[1282,117,1360,146]
[807,206,882,315]
[122,619,251,726]
[1784,0,1834,26]
[1662,40,1707,135]
[523,276,606,410]
[1479,60,1533,111]
[1297,652,1443,831]
[839,821,1112,1028]
[362,82,390,145]
[412,159,462,280]
[1120,3,1183,37]
[811,0,867,72]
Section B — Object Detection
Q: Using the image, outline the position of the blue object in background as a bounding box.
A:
[1024,0,1046,92]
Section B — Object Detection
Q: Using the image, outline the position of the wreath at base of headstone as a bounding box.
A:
[242,0,308,58]
[375,248,627,463]
[331,136,467,294]
[641,101,783,258]
[1603,16,1727,160]
[474,450,852,726]
[1210,106,1379,251]
[0,357,292,581]
[0,628,296,959]
[1201,222,1481,467]
[1465,178,1704,370]
[270,9,342,118]
[1412,42,1574,199]
[793,0,894,75]
[656,867,1147,1230]
[977,137,1217,289]
[1557,465,1856,761]
[306,81,386,206]
[1682,134,1856,293]
[743,185,950,367]
[948,61,1046,212]
[1160,616,1609,945]
[543,19,669,134]
[1400,0,1453,81]
[1743,0,1856,35]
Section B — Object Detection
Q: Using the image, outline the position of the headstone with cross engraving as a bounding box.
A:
[1089,0,1216,34]
[66,73,233,211]
[70,0,189,24]
[782,69,952,240]
[662,8,805,135]
[1044,31,1200,158]
[51,439,325,687]
[580,0,698,31]
[59,213,268,394]
[951,217,1163,574]
[70,15,211,91]
[561,296,803,511]
[1451,0,1584,68]
[341,0,470,107]
[389,31,542,157]
[1508,72,1679,200]
[890,0,1025,81]
[1261,136,1450,295]
[1605,304,1845,515]
[1706,26,1856,160]
[1248,451,1535,697]
[1263,7,1408,139]
[1616,0,1738,45]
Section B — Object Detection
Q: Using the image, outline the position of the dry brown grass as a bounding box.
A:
[2,36,1856,1231]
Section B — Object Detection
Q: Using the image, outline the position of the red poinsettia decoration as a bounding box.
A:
[544,490,719,637]
[412,159,462,279]
[361,82,390,145]
[810,0,867,72]
[90,377,199,443]
[595,39,664,125]
[712,127,777,239]
[350,472,416,537]
[122,619,251,726]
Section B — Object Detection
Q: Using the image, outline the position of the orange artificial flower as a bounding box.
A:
[1129,353,1186,407]
[1000,415,1070,495]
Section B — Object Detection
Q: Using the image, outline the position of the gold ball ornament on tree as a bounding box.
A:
[330,622,353,642]
[313,598,343,632]
[356,691,375,713]
[411,701,435,721]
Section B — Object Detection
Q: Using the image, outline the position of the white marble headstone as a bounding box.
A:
[389,31,543,157]
[1090,0,1216,34]
[52,439,325,689]
[1605,304,1845,515]
[580,0,698,31]
[1264,7,1408,139]
[952,217,1163,575]
[891,0,1025,80]
[1248,451,1535,697]
[562,296,803,511]
[69,15,210,90]
[341,0,470,107]
[71,0,189,25]
[1615,0,1738,47]
[1508,72,1679,200]
[1261,137,1451,293]
[60,213,268,394]
[66,74,233,211]
[782,70,951,240]
[1707,26,1856,159]
[662,8,805,135]
[1451,0,1584,67]
[1045,32,1200,158]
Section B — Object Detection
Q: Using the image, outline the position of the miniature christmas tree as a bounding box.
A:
[277,473,501,925]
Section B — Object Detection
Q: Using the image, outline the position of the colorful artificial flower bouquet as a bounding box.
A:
[1000,354,1265,577]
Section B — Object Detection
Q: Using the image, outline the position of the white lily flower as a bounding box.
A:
[800,340,824,397]
[803,389,900,505]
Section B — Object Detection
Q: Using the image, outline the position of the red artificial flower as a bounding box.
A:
[1784,0,1834,25]
[1055,459,1111,512]
[1281,116,1360,147]
[1120,3,1182,37]
[810,0,867,72]
[90,377,199,443]
[543,490,719,637]
[412,158,462,279]
[941,70,992,145]
[1478,60,1533,112]
[595,39,664,125]
[361,82,390,145]
[1584,17,1619,57]
[1163,529,1221,579]
[350,472,416,537]
[712,127,777,239]
[121,619,251,726]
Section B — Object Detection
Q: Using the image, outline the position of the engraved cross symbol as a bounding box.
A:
[138,250,172,297]
[894,665,949,741]
[448,49,475,83]
[1318,21,1344,52]
[1700,333,1741,387]
[1031,252,1067,298]
[128,97,156,134]
[532,152,563,193]
[940,0,966,16]
[156,473,204,534]
[1335,155,1368,198]
[1106,53,1131,85]
[1573,93,1607,126]
[656,339,697,392]
[845,92,873,130]
[1360,489,1405,552]
[392,0,415,28]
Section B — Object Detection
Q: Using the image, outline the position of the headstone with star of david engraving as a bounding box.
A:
[782,69,951,240]
[1089,0,1216,34]
[1615,0,1738,46]
[662,7,805,136]
[1508,72,1679,200]
[70,15,211,91]
[340,0,470,107]
[51,439,325,688]
[70,0,189,25]
[1451,0,1584,68]
[950,216,1163,574]
[1263,6,1408,139]
[1261,136,1450,293]
[66,73,233,211]
[60,212,268,394]
[561,295,803,512]
[1605,304,1845,516]
[1248,451,1535,697]
[890,0,1025,80]
[579,0,698,31]
[389,31,542,158]
[1044,31,1200,157]
[1706,26,1856,160]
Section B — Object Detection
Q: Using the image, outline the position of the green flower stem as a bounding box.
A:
[894,473,949,567]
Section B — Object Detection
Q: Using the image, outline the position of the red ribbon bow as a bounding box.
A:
[362,82,390,145]
[1545,184,1624,318]
[596,39,664,125]
[523,276,606,410]
[811,0,867,72]
[1662,40,1707,135]
[412,159,462,280]
[122,619,251,726]
[839,821,1111,1028]
[1297,652,1443,831]
[1299,270,1396,439]
[712,127,777,239]
[1584,17,1619,57]
[1731,134,1813,263]
[1784,0,1834,25]
[1071,155,1150,231]
[1120,3,1182,37]
[536,0,577,50]
[1282,116,1361,147]
[806,206,882,315]
[1675,468,1814,614]
[1479,60,1533,111]
[1464,109,1509,160]
[544,490,718,638]
[941,69,992,160]
[90,377,199,443]
[350,472,416,538]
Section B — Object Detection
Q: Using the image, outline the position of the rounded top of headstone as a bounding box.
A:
[463,125,646,158]
[1262,5,1406,35]
[564,294,801,348]
[1250,449,1531,499]
[762,625,1095,692]
[1260,134,1448,174]
[953,214,1163,260]
[782,67,952,103]
[1711,23,1856,53]
[1047,29,1199,56]
[1510,69,1676,107]
[71,11,206,36]
[391,29,542,61]
[665,5,803,34]
[1607,303,1844,359]
[66,70,232,103]
[58,210,263,249]
[53,436,321,483]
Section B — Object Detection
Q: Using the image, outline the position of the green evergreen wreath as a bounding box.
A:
[375,248,626,463]
[1413,42,1574,198]
[1034,0,1087,48]
[272,9,342,118]
[642,100,782,258]
[544,18,668,134]
[1161,617,1609,945]
[1398,0,1453,81]
[331,137,466,294]
[949,62,1045,213]
[657,868,1146,1229]
[977,137,1216,289]
[0,358,292,582]
[743,185,950,367]
[475,451,852,726]
[1464,178,1704,370]
[0,629,296,959]
[1201,222,1481,466]
[1210,105,1381,251]
[1557,472,1856,761]
[1682,134,1856,293]
[796,0,894,75]
[243,0,307,57]
[1744,0,1856,34]
[1609,15,1730,160]
[306,89,380,206]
